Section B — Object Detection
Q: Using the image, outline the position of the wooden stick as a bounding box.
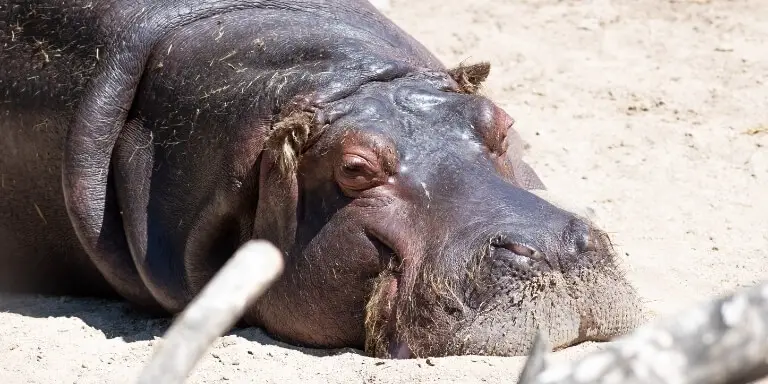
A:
[137,240,284,384]
[519,280,768,384]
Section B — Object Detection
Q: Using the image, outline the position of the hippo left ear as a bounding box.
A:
[447,62,491,94]
[264,110,316,175]
[253,109,319,251]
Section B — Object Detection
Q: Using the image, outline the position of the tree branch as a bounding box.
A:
[519,281,768,384]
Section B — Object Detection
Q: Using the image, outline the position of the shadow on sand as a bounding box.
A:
[0,293,364,358]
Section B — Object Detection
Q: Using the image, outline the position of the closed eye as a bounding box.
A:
[336,153,381,194]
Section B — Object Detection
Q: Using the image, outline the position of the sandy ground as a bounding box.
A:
[2,0,767,383]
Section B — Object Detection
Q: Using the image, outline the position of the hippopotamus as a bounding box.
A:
[0,0,644,358]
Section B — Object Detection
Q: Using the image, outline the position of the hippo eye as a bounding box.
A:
[342,156,369,174]
[337,153,379,193]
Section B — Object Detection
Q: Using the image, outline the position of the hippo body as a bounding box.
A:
[0,0,643,358]
[1,0,438,299]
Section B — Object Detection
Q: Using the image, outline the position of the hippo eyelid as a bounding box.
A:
[341,154,374,173]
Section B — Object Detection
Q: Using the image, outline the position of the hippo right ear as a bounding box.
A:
[448,62,491,94]
[61,37,160,310]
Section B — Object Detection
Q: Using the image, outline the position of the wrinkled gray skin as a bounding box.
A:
[0,0,644,358]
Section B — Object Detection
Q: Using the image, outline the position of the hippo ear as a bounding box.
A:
[60,35,162,309]
[447,62,491,94]
[253,109,318,251]
[264,110,316,175]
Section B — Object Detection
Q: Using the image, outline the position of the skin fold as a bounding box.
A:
[0,0,645,358]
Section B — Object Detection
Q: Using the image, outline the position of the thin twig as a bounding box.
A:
[137,240,284,384]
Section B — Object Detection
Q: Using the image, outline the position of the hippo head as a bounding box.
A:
[249,64,644,358]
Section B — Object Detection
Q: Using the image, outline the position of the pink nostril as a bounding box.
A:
[494,241,553,270]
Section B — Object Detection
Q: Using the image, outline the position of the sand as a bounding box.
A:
[1,0,767,382]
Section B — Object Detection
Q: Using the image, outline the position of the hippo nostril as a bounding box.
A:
[565,218,596,254]
[491,240,547,262]
[507,243,536,258]
[576,231,596,253]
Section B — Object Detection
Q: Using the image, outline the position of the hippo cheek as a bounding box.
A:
[253,150,300,252]
[247,205,393,349]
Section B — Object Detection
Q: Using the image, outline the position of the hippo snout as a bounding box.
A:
[488,216,598,274]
